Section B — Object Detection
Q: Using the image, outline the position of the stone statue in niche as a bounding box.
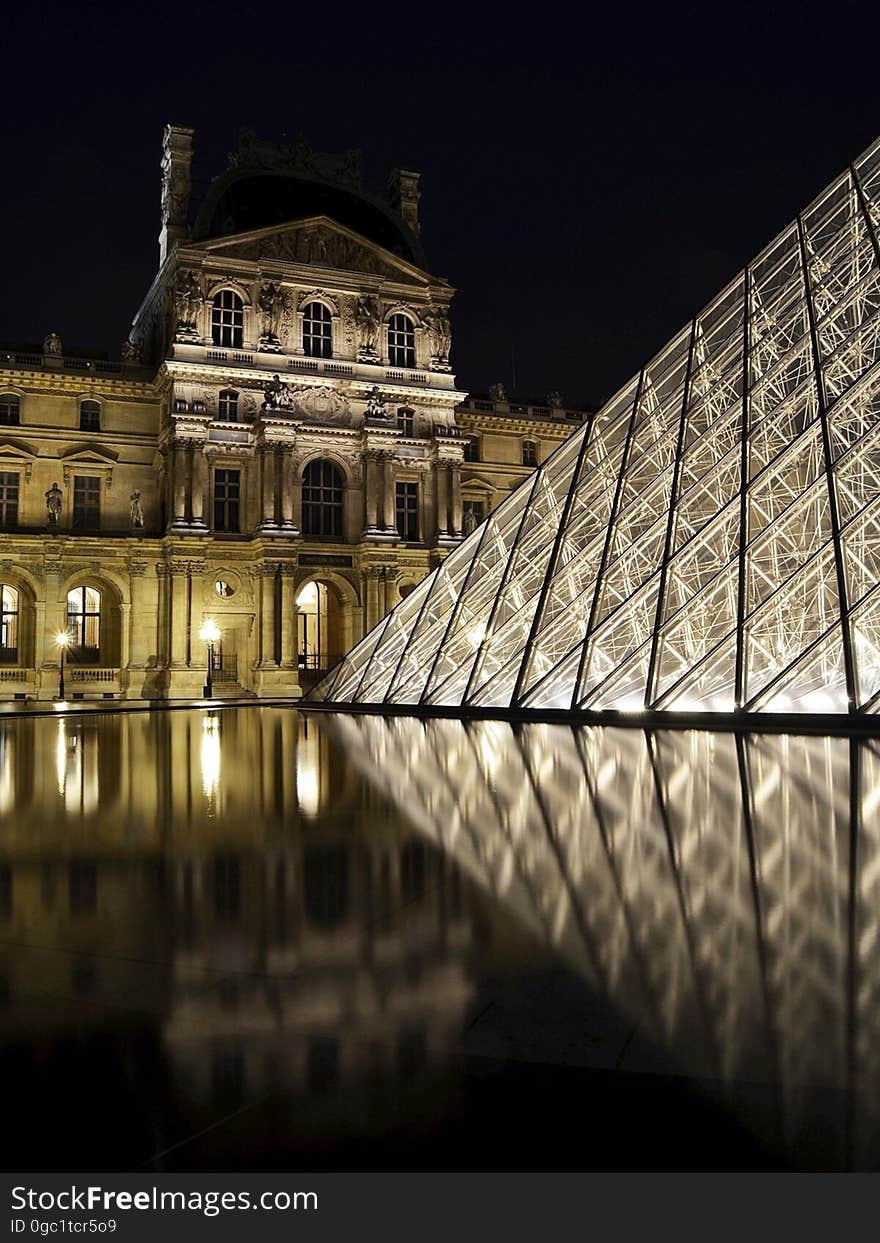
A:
[424,304,452,369]
[45,482,62,524]
[364,386,389,421]
[262,374,293,411]
[129,490,144,528]
[356,295,380,361]
[173,269,203,336]
[43,332,63,356]
[258,281,285,348]
[489,382,507,402]
[462,507,479,536]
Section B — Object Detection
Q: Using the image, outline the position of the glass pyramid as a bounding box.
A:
[313,135,880,714]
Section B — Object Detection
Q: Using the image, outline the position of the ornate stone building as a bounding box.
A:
[0,126,583,700]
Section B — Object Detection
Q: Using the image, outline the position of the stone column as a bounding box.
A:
[170,562,188,666]
[382,453,396,531]
[364,453,379,532]
[280,450,297,530]
[260,566,277,665]
[365,569,380,630]
[172,442,188,525]
[450,463,462,536]
[261,446,277,529]
[383,567,401,616]
[280,569,297,668]
[190,444,207,527]
[128,563,150,668]
[435,462,449,538]
[119,603,131,672]
[292,461,303,533]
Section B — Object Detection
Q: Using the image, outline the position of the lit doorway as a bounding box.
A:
[296,581,341,675]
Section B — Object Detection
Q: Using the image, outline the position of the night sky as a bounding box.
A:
[3,2,879,411]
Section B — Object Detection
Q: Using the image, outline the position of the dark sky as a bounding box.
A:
[3,2,879,409]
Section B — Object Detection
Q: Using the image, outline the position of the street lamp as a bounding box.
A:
[55,630,71,700]
[199,617,221,699]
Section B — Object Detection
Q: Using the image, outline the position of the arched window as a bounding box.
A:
[79,400,100,432]
[218,389,239,421]
[211,291,244,348]
[302,460,344,538]
[0,586,18,661]
[302,302,332,358]
[522,440,537,467]
[0,395,20,427]
[66,587,101,661]
[387,314,416,368]
[396,406,414,436]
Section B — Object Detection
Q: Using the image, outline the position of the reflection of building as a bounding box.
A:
[316,134,880,717]
[0,709,491,1163]
[0,126,582,701]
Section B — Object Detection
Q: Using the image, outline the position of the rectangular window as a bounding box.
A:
[522,440,538,467]
[213,469,241,532]
[463,437,479,462]
[0,473,19,528]
[72,476,100,530]
[395,482,419,542]
[463,500,485,530]
[396,408,414,436]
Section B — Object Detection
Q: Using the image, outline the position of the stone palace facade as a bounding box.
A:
[0,126,583,700]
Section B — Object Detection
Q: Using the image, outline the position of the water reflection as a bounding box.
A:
[326,714,880,1170]
[0,706,873,1169]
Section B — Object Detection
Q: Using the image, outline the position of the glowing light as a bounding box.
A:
[55,630,71,649]
[200,713,221,801]
[55,718,66,796]
[199,617,221,645]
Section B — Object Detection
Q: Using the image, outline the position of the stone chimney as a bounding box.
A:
[389,168,421,237]
[159,124,194,267]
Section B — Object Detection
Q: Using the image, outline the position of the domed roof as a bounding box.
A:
[192,170,426,268]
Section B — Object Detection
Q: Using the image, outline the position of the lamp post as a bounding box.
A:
[199,617,221,699]
[55,630,71,700]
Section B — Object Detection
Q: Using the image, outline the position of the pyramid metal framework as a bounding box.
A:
[314,136,880,714]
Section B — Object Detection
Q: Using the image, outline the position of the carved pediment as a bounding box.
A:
[199,217,433,285]
[0,439,38,481]
[60,444,119,489]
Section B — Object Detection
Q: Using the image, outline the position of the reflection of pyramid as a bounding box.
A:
[316,138,880,713]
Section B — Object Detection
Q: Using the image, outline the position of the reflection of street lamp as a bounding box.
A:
[199,617,221,699]
[55,630,71,700]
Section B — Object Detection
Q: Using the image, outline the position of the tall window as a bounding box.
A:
[218,390,239,421]
[0,473,18,528]
[72,476,100,530]
[463,437,479,462]
[79,400,100,432]
[396,406,415,436]
[67,587,101,657]
[0,586,18,660]
[211,291,244,348]
[302,302,332,358]
[213,469,241,532]
[302,460,344,538]
[0,396,20,427]
[522,440,538,467]
[387,314,415,368]
[395,482,419,541]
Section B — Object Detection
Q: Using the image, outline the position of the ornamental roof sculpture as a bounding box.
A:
[313,134,880,715]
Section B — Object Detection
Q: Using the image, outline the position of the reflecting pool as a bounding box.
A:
[0,707,876,1170]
